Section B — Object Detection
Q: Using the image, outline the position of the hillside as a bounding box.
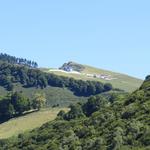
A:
[1,75,150,149]
[0,54,115,130]
[0,108,68,139]
[0,57,114,108]
[43,61,143,92]
[0,84,86,107]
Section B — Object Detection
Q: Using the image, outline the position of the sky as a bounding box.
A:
[0,0,149,79]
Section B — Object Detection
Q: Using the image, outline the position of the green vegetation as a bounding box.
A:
[0,92,47,122]
[82,65,143,92]
[0,84,87,107]
[44,62,143,92]
[59,61,85,72]
[0,53,148,150]
[32,93,46,110]
[0,108,68,139]
[1,75,149,150]
[0,54,113,127]
[0,62,112,96]
[0,53,38,68]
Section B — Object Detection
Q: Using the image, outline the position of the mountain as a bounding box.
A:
[0,54,125,140]
[0,55,115,108]
[41,61,143,92]
[1,75,150,150]
[0,54,149,150]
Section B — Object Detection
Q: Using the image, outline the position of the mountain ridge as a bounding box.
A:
[42,61,143,92]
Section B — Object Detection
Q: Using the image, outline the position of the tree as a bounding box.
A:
[57,110,66,119]
[6,81,14,91]
[6,104,15,118]
[32,93,46,110]
[111,127,124,150]
[145,75,150,81]
[87,82,96,96]
[104,83,113,91]
[95,82,104,94]
[11,92,30,115]
[37,74,48,88]
[64,103,85,120]
[0,53,38,68]
[0,98,15,121]
[19,68,29,85]
[82,96,108,116]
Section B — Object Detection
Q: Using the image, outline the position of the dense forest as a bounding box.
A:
[0,61,113,96]
[1,75,149,150]
[0,53,38,68]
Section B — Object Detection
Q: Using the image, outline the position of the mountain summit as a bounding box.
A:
[59,61,85,72]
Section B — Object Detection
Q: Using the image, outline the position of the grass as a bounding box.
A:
[0,85,84,139]
[83,65,143,92]
[43,64,143,92]
[0,84,87,107]
[0,108,69,139]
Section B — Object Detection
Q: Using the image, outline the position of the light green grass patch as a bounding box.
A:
[42,64,143,92]
[0,108,68,139]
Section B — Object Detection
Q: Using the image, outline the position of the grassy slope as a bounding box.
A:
[0,84,87,107]
[0,108,68,139]
[0,80,86,139]
[42,65,143,92]
[83,65,143,92]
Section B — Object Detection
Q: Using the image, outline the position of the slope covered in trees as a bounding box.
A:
[0,62,113,96]
[1,75,150,150]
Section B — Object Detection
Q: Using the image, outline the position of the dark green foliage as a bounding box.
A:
[0,53,38,68]
[82,96,108,116]
[6,82,14,91]
[140,75,150,91]
[145,75,150,81]
[64,103,85,120]
[57,110,66,119]
[0,92,32,122]
[0,97,15,121]
[0,62,113,96]
[11,92,30,115]
[104,83,113,91]
[1,76,150,150]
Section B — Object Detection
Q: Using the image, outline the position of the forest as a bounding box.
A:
[0,61,113,96]
[0,75,150,150]
[0,53,38,68]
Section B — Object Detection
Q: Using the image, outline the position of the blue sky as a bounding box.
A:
[0,0,149,79]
